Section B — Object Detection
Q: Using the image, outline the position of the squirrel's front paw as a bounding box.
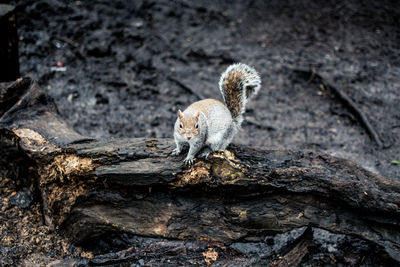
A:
[171,147,182,156]
[183,156,194,166]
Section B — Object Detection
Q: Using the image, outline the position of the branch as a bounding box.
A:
[293,68,384,149]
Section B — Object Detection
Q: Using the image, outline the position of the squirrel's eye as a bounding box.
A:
[179,123,183,128]
[195,124,198,129]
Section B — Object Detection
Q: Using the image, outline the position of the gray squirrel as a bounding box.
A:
[172,63,261,165]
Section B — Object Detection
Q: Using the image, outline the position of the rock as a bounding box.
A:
[343,253,360,265]
[9,188,33,208]
[230,227,306,257]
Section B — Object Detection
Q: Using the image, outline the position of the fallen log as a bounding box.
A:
[1,78,399,262]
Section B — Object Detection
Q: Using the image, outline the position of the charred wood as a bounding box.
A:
[1,78,399,263]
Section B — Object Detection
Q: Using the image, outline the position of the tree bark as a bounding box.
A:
[0,4,20,82]
[1,78,400,262]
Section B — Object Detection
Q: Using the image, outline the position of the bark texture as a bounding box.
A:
[1,78,399,262]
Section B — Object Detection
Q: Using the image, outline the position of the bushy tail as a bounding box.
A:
[219,63,261,125]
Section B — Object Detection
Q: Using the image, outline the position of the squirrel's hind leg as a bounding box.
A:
[198,147,213,158]
[207,126,237,152]
[220,125,238,150]
[207,131,231,152]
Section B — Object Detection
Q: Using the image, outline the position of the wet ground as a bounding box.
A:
[1,0,400,265]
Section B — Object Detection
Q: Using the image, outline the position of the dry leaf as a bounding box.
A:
[203,248,218,265]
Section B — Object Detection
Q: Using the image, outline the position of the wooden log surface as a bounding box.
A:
[1,78,400,262]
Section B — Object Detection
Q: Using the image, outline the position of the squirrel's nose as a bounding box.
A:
[187,136,192,140]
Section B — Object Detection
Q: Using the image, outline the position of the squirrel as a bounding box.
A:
[172,63,261,165]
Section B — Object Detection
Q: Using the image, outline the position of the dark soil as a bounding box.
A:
[1,0,400,265]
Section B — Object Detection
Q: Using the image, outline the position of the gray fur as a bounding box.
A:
[173,63,261,165]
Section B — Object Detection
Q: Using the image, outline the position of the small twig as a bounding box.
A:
[168,76,205,100]
[294,68,383,149]
[329,107,356,121]
[328,84,383,149]
[50,35,85,60]
[52,35,79,47]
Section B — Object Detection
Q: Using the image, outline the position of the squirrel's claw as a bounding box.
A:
[183,157,194,166]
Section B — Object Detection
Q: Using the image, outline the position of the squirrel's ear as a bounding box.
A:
[194,112,200,121]
[178,110,184,120]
